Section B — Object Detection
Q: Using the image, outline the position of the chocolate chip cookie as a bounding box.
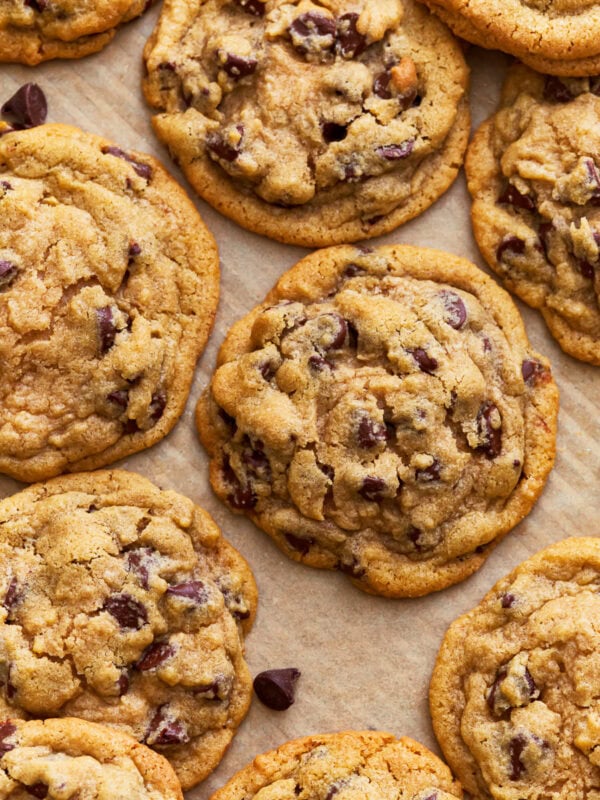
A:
[0,0,149,64]
[467,65,600,364]
[143,0,470,247]
[419,0,600,77]
[208,731,462,800]
[0,718,183,798]
[0,469,257,790]
[0,123,219,482]
[430,537,600,800]
[196,244,558,598]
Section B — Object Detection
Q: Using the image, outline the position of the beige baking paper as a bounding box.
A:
[1,15,597,799]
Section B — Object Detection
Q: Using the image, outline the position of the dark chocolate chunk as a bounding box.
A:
[498,184,535,211]
[102,146,152,180]
[1,83,47,128]
[344,263,364,277]
[522,359,544,385]
[440,290,467,329]
[375,139,415,160]
[322,121,347,142]
[501,592,516,608]
[146,706,190,746]
[289,12,336,55]
[284,532,314,555]
[322,313,348,350]
[373,70,392,99]
[509,733,528,780]
[543,76,574,103]
[97,306,116,354]
[103,593,148,630]
[357,414,388,448]
[0,721,16,754]
[410,347,438,373]
[336,13,366,58]
[206,129,242,162]
[358,476,386,501]
[253,668,300,710]
[486,665,508,714]
[0,260,18,289]
[137,641,175,671]
[476,401,502,459]
[497,235,526,262]
[220,52,258,79]
[117,672,130,696]
[166,580,207,603]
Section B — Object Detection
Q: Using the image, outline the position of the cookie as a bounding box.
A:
[0,123,219,482]
[467,65,600,364]
[196,244,558,598]
[0,718,183,798]
[419,0,600,77]
[0,469,258,790]
[429,537,600,800]
[208,730,462,800]
[0,0,149,64]
[142,0,470,247]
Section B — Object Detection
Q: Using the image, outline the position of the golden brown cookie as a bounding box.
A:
[0,123,219,482]
[209,731,462,800]
[0,718,183,799]
[467,65,600,364]
[143,0,470,247]
[430,537,600,800]
[196,244,558,598]
[0,470,257,790]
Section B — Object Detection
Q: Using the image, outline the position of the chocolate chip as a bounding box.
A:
[289,12,336,55]
[441,290,467,329]
[501,592,516,608]
[509,734,527,780]
[0,181,11,191]
[322,121,347,142]
[410,347,438,374]
[524,667,538,699]
[97,307,116,354]
[126,548,153,590]
[223,456,257,510]
[284,532,314,555]
[522,359,544,385]
[1,83,47,128]
[24,783,47,798]
[149,390,166,423]
[137,641,175,671]
[146,706,190,746]
[254,668,300,710]
[344,263,364,277]
[117,672,129,695]
[538,222,553,259]
[233,0,264,15]
[336,13,367,58]
[357,415,388,448]
[309,354,334,372]
[6,669,16,701]
[373,70,392,99]
[322,313,348,350]
[128,241,141,260]
[498,184,535,211]
[103,593,148,630]
[220,52,258,78]
[416,458,440,482]
[0,260,17,289]
[476,401,502,459]
[497,235,526,262]
[486,665,507,714]
[338,557,366,578]
[206,129,242,162]
[102,146,152,180]
[0,722,16,754]
[543,75,574,103]
[166,580,207,603]
[107,389,129,409]
[3,577,19,611]
[359,476,386,501]
[375,139,415,160]
[318,462,334,482]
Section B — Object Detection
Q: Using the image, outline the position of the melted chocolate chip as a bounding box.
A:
[322,121,347,142]
[344,263,364,278]
[125,548,153,590]
[97,307,116,353]
[146,706,190,746]
[441,290,467,329]
[578,258,595,279]
[107,389,129,409]
[24,783,47,798]
[543,75,574,103]
[358,476,386,501]
[223,456,257,510]
[220,52,258,78]
[373,70,392,99]
[416,458,441,482]
[501,592,516,608]
[486,665,508,714]
[522,359,544,385]
[233,0,264,14]
[1,83,47,128]
[254,668,300,710]
[149,390,166,423]
[309,354,334,371]
[289,12,336,55]
[103,593,148,630]
[375,139,415,160]
[410,347,438,373]
[336,13,366,58]
[338,557,366,578]
[357,415,388,448]
[128,241,141,259]
[117,673,130,696]
[476,401,502,459]
[242,443,271,477]
[166,581,207,603]
[137,641,175,671]
[322,313,348,350]
[284,532,314,555]
[497,235,526,262]
[102,146,152,180]
[498,184,535,211]
[0,722,16,754]
[509,734,528,780]
[0,260,18,289]
[206,129,242,162]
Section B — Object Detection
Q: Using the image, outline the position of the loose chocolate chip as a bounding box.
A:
[102,146,152,180]
[289,12,336,54]
[149,390,166,423]
[543,75,574,103]
[441,290,467,329]
[373,70,392,99]
[309,354,334,372]
[284,532,314,555]
[206,129,242,162]
[410,347,438,374]
[220,52,258,78]
[166,581,207,603]
[137,641,175,671]
[233,0,264,14]
[107,389,129,409]
[522,359,544,385]
[146,706,190,746]
[254,668,300,710]
[336,13,367,58]
[357,415,388,448]
[24,783,47,798]
[321,121,347,142]
[497,235,526,262]
[359,476,386,501]
[0,260,18,289]
[501,592,516,608]
[3,577,19,611]
[476,401,502,459]
[103,593,148,630]
[498,184,535,211]
[1,83,47,127]
[97,306,116,354]
[117,673,130,695]
[375,139,415,160]
[416,458,441,482]
[509,734,528,780]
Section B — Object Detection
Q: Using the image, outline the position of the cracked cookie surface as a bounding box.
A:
[0,0,149,64]
[143,0,469,246]
[418,0,600,76]
[0,123,219,482]
[430,537,600,800]
[0,470,257,790]
[467,65,600,364]
[0,718,183,799]
[196,244,558,598]
[208,731,462,800]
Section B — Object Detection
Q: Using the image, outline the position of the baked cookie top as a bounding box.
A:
[418,0,600,74]
[0,718,183,799]
[0,123,219,482]
[0,470,257,790]
[196,244,558,598]
[208,731,462,800]
[143,0,469,246]
[467,65,600,364]
[430,537,600,800]
[0,0,148,63]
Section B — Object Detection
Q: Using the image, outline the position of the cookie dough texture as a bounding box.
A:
[419,0,600,76]
[0,124,219,482]
[0,718,183,799]
[209,731,462,800]
[143,0,470,247]
[0,0,149,64]
[467,65,600,364]
[196,244,558,598]
[430,537,600,800]
[0,470,258,790]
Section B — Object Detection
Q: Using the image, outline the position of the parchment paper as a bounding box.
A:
[1,20,598,799]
